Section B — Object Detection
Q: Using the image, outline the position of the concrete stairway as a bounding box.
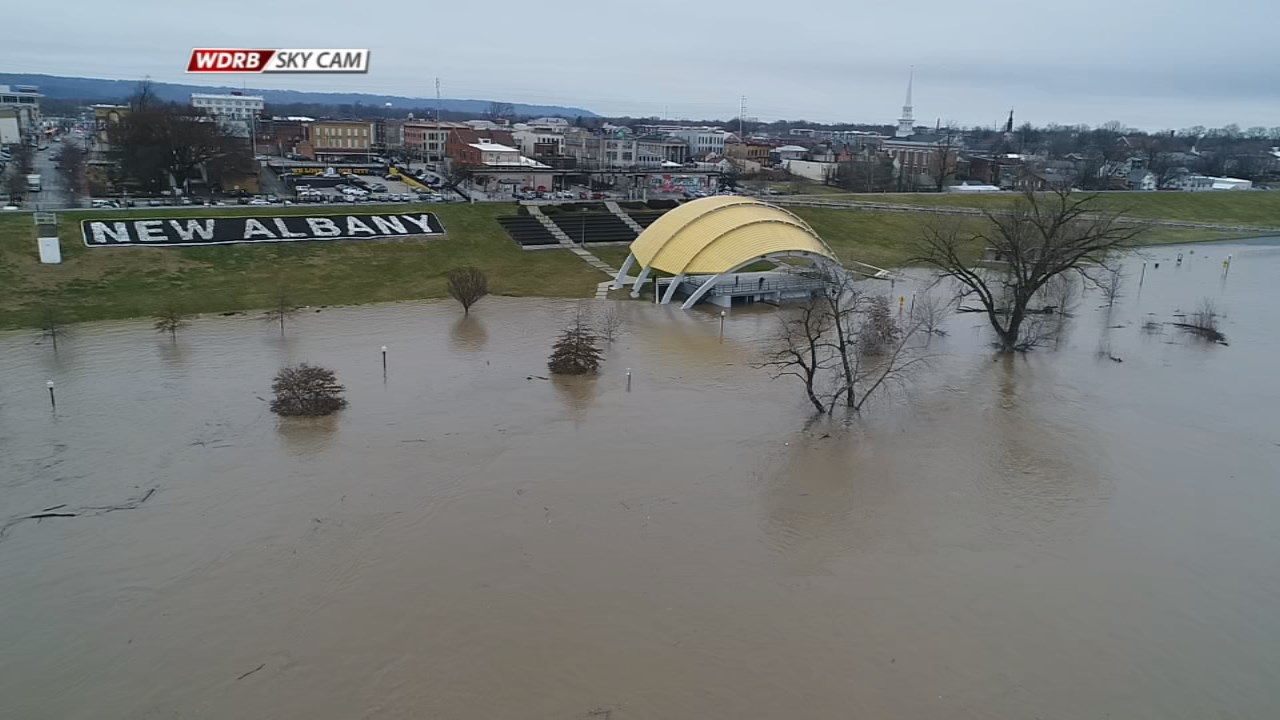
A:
[525,205,617,293]
[526,205,573,243]
[604,201,646,235]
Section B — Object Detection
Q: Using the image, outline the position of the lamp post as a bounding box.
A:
[381,345,388,377]
[719,310,726,342]
[46,380,55,409]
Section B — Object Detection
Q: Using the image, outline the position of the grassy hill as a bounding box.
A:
[0,204,602,330]
[788,190,1280,227]
[2,192,1272,330]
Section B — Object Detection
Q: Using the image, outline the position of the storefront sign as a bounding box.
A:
[82,212,445,247]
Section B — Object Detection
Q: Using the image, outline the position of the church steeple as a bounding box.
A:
[1004,108,1015,134]
[895,67,915,138]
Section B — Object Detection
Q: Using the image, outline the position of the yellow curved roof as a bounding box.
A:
[630,197,837,275]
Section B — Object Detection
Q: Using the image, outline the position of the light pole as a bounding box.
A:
[46,380,55,409]
[719,311,726,342]
[381,345,388,377]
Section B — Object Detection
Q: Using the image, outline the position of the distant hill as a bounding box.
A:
[0,73,598,118]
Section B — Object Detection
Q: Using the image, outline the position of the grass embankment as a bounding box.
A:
[789,190,1280,227]
[789,206,1250,269]
[2,193,1272,329]
[0,203,601,330]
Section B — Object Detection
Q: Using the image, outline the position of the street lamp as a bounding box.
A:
[719,310,726,342]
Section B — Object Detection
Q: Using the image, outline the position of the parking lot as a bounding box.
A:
[293,171,458,206]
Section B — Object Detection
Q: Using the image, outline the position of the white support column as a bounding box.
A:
[660,273,684,304]
[630,265,652,298]
[612,253,636,289]
[679,272,728,309]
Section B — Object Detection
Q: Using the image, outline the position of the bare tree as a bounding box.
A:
[596,303,624,343]
[758,295,834,413]
[1174,298,1227,344]
[486,101,515,122]
[758,270,929,414]
[270,364,348,416]
[911,189,1145,353]
[548,309,603,375]
[56,143,88,203]
[910,289,956,338]
[933,126,960,192]
[3,172,25,203]
[153,301,190,340]
[264,285,297,335]
[12,144,34,175]
[109,81,248,195]
[856,295,900,355]
[445,266,489,314]
[1098,264,1126,310]
[39,305,70,352]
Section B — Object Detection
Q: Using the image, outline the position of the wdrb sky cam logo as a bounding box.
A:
[187,49,370,73]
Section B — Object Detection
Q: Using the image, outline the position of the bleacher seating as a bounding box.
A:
[549,213,637,244]
[627,211,664,229]
[497,216,560,247]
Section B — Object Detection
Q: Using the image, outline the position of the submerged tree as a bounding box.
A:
[596,302,624,343]
[446,266,489,314]
[264,285,297,335]
[1175,298,1227,344]
[758,269,929,414]
[39,305,71,352]
[910,289,956,339]
[548,310,603,375]
[153,301,191,340]
[912,189,1145,353]
[270,364,348,416]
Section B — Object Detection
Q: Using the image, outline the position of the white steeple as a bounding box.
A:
[895,67,915,138]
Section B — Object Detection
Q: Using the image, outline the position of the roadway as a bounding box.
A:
[26,140,76,210]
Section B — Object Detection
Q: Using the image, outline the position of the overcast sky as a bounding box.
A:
[4,0,1277,130]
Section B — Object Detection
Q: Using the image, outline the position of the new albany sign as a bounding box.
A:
[82,213,445,247]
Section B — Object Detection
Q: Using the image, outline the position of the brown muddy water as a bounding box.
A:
[1,240,1278,719]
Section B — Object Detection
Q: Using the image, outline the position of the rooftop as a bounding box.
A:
[192,93,264,101]
[470,142,520,153]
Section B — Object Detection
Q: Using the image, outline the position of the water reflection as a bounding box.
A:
[275,414,340,456]
[760,425,866,576]
[980,356,1105,527]
[549,373,598,423]
[449,314,488,353]
[155,337,192,370]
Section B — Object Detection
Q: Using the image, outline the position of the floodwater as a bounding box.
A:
[1,239,1277,719]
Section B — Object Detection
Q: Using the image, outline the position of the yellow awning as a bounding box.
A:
[630,197,836,275]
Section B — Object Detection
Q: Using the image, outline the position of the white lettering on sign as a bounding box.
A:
[242,219,277,240]
[90,221,131,244]
[136,220,167,243]
[83,213,443,247]
[402,214,435,234]
[370,216,406,235]
[168,219,216,242]
[272,218,308,238]
[345,217,376,235]
[306,218,341,237]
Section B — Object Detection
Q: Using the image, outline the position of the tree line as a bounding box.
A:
[98,81,253,197]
